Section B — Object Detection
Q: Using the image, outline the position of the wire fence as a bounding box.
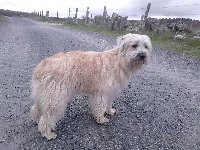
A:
[50,3,200,20]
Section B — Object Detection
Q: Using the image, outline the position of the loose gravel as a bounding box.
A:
[0,17,200,150]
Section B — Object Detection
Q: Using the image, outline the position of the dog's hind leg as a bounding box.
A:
[30,103,41,124]
[30,83,43,124]
[89,94,109,124]
[38,97,67,140]
[37,83,69,140]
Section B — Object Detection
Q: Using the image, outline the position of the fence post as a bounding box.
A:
[68,8,71,18]
[144,3,151,31]
[75,8,78,19]
[140,14,144,31]
[85,7,89,24]
[57,11,58,18]
[103,6,107,19]
[103,6,107,26]
[144,3,151,19]
[46,11,49,18]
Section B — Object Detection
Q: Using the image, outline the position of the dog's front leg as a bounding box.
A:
[89,95,109,124]
[106,97,116,116]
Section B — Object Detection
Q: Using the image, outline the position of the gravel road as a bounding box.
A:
[0,17,200,150]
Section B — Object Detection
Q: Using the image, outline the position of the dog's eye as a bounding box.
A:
[132,44,138,48]
[144,45,148,49]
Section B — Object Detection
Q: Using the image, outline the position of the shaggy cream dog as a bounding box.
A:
[30,33,152,140]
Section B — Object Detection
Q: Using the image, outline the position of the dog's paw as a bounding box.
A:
[43,132,57,140]
[106,108,116,116]
[97,116,109,124]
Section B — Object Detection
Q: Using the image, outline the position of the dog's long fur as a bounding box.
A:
[30,33,152,140]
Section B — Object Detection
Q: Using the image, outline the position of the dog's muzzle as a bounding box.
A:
[136,52,146,61]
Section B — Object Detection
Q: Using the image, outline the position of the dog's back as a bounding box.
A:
[32,50,124,96]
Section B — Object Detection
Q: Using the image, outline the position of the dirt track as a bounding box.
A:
[0,17,200,150]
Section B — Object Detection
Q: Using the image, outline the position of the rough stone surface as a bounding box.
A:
[0,17,200,150]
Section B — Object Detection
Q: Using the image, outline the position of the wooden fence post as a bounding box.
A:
[46,11,49,18]
[103,6,107,26]
[68,8,71,18]
[144,3,151,31]
[85,7,89,24]
[144,3,151,19]
[75,8,78,19]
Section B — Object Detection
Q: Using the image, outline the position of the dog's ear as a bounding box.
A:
[117,35,126,53]
[117,34,133,53]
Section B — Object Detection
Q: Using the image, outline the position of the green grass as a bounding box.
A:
[0,15,4,24]
[145,31,200,59]
[31,16,200,60]
[65,23,200,59]
[62,21,125,37]
[28,15,50,22]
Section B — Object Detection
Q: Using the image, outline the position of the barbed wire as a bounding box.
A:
[89,3,200,11]
[161,3,200,9]
[85,3,200,17]
[48,3,200,19]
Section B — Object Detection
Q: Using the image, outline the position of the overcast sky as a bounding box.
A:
[0,0,200,20]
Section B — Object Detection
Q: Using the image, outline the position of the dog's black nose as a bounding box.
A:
[137,53,146,60]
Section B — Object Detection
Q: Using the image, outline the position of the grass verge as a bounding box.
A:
[66,22,200,59]
[31,16,200,60]
[62,21,125,37]
[0,15,4,24]
[145,31,200,59]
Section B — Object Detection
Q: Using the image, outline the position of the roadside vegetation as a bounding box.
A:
[146,31,200,59]
[0,15,4,24]
[64,21,200,59]
[22,16,200,60]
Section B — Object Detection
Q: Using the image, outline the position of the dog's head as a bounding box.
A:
[117,33,152,67]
